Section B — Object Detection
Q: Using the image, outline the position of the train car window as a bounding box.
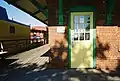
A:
[10,26,15,34]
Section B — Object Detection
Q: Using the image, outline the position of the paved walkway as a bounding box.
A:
[8,44,50,66]
[0,44,120,81]
[0,44,50,81]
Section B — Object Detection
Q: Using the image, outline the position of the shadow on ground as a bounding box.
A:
[0,53,120,81]
[0,59,120,81]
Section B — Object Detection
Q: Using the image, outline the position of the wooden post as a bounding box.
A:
[59,0,64,25]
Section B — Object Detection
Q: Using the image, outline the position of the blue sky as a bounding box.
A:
[0,0,47,27]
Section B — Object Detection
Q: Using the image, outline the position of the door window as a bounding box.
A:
[73,15,90,41]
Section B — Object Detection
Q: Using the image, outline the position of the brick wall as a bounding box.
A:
[48,26,68,68]
[48,26,67,47]
[96,26,120,71]
[48,26,120,70]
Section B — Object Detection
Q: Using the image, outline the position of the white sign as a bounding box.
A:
[57,26,65,33]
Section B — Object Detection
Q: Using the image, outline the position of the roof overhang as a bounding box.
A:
[4,0,48,25]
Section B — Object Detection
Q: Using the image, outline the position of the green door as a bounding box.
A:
[70,12,95,68]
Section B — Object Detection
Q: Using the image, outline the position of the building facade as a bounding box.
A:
[4,0,120,70]
[30,26,48,44]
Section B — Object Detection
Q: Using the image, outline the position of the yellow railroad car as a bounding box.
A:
[0,6,30,54]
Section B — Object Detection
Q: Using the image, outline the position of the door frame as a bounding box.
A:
[68,6,96,68]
